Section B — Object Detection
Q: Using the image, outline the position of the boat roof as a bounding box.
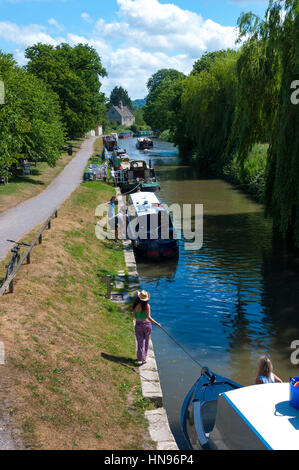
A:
[119,161,130,170]
[129,191,165,216]
[221,383,299,450]
[130,160,148,168]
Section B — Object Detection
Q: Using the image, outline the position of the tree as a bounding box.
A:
[0,50,65,172]
[146,69,185,95]
[235,0,299,245]
[143,68,186,134]
[109,86,133,109]
[25,43,107,137]
[191,49,234,75]
[181,50,239,171]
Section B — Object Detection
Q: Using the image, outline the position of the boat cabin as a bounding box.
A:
[119,160,159,193]
[103,135,117,151]
[136,137,153,150]
[111,150,130,170]
[127,191,178,259]
[208,383,299,450]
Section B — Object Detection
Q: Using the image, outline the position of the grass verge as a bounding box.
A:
[0,179,155,450]
[0,139,84,214]
[222,143,268,203]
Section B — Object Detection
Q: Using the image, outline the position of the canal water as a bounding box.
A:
[121,137,299,449]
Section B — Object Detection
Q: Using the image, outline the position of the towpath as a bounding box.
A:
[0,136,96,261]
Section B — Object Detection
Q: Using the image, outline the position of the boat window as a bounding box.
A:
[132,212,174,240]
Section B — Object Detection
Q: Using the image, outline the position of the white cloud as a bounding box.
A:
[0,21,62,47]
[2,0,241,99]
[48,18,64,31]
[81,12,93,24]
[94,0,238,58]
[91,0,239,98]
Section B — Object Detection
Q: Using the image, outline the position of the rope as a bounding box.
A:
[119,182,142,196]
[160,326,204,370]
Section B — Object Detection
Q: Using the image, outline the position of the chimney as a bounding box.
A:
[119,101,123,109]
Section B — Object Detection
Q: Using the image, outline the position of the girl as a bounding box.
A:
[132,290,161,364]
[255,356,282,384]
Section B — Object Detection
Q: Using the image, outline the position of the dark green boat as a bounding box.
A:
[120,160,160,193]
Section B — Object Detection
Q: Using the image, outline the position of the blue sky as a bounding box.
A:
[0,0,269,99]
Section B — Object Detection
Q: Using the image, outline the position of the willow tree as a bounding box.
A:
[181,50,239,172]
[235,0,299,245]
[266,0,299,245]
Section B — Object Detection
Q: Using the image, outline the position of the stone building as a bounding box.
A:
[107,101,135,127]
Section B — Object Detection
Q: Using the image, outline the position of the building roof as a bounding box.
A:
[109,101,134,120]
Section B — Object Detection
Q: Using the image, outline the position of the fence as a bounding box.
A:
[0,208,58,297]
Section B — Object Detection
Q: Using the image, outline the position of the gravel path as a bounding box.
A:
[0,137,97,261]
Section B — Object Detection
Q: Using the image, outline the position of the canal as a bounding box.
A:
[121,136,299,449]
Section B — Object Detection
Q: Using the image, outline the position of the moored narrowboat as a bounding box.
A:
[127,191,178,260]
[111,148,131,170]
[181,367,299,450]
[119,131,133,139]
[103,135,117,151]
[121,160,160,193]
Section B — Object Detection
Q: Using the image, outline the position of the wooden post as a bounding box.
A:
[48,220,51,230]
[27,253,31,265]
[39,234,42,244]
[55,210,58,218]
[9,279,14,294]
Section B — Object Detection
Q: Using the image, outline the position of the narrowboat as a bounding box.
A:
[119,131,133,139]
[103,135,117,151]
[136,137,153,150]
[181,367,299,450]
[111,148,131,170]
[127,191,178,260]
[120,160,160,193]
[110,132,118,144]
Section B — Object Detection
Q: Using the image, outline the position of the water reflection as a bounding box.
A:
[122,137,299,450]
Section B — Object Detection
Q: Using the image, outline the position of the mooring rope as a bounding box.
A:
[160,326,204,370]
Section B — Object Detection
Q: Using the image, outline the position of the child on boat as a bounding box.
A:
[255,356,282,384]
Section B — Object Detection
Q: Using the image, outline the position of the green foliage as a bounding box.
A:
[181,50,239,172]
[191,49,235,75]
[231,0,299,244]
[262,0,299,244]
[109,86,133,110]
[223,143,268,201]
[0,51,65,171]
[143,73,185,135]
[25,43,107,138]
[146,68,185,95]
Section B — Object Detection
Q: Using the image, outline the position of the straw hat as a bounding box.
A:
[138,290,150,301]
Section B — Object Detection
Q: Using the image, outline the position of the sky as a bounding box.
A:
[0,0,270,100]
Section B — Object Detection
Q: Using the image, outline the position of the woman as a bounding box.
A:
[255,356,282,384]
[132,290,161,364]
